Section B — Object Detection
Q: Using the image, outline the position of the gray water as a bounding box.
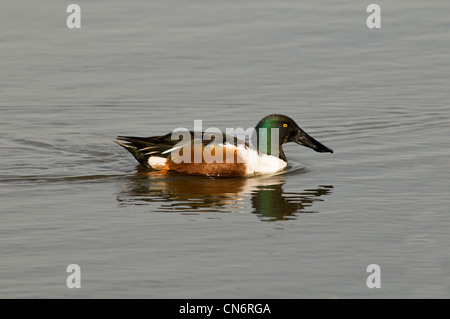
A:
[1,0,450,298]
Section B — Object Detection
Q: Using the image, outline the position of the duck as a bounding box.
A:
[115,114,333,177]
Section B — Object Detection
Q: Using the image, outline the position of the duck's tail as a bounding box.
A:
[115,134,175,168]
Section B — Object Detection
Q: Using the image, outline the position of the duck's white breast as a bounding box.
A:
[234,144,287,175]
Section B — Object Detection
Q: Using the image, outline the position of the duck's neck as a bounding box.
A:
[256,128,286,162]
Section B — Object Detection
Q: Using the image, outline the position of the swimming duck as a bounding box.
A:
[115,114,333,177]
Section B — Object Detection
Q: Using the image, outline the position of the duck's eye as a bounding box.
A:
[283,123,288,128]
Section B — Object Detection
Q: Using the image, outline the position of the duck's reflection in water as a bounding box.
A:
[117,170,333,221]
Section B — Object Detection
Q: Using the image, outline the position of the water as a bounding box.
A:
[1,0,450,298]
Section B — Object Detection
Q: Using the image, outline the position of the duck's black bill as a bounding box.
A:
[296,132,333,153]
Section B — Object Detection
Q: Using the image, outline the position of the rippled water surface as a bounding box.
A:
[1,0,450,298]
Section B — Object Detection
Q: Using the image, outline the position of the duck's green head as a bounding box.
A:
[255,114,333,158]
